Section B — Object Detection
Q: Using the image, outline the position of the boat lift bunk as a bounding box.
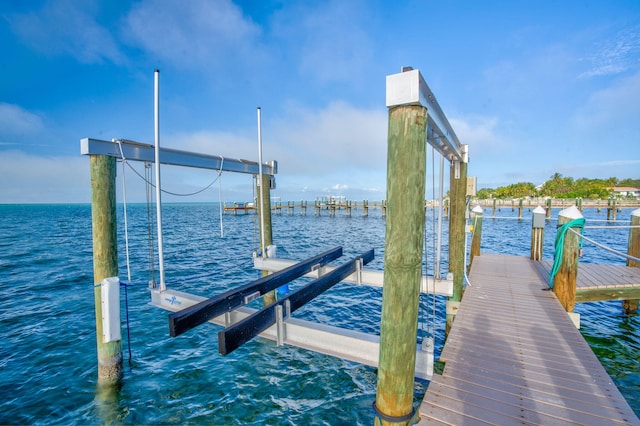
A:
[82,136,453,380]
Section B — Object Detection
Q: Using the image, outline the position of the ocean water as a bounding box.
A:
[0,203,638,424]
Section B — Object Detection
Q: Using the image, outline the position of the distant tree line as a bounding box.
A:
[476,173,640,200]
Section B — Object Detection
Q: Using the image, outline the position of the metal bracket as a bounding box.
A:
[276,300,291,346]
[454,160,461,180]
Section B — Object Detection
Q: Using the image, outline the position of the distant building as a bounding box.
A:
[611,187,640,198]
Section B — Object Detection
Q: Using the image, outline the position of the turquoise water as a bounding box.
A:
[0,203,637,424]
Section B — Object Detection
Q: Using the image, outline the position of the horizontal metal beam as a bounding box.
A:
[80,138,277,175]
[168,246,343,337]
[150,288,432,379]
[254,257,453,297]
[386,68,464,162]
[219,249,375,355]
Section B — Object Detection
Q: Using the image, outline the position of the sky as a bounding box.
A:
[1,0,639,204]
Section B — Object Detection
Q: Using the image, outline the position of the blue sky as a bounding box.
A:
[1,0,639,203]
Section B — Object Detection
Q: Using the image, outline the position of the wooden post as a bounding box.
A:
[518,198,523,219]
[363,199,369,217]
[530,206,546,261]
[469,205,483,269]
[256,174,276,305]
[492,198,496,218]
[554,206,583,312]
[375,105,426,426]
[446,154,468,334]
[546,198,552,219]
[623,208,640,313]
[90,155,123,383]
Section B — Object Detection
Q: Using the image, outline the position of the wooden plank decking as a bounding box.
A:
[535,261,640,302]
[418,254,640,425]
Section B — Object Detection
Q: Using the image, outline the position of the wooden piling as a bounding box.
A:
[492,198,496,218]
[446,157,468,334]
[546,198,552,219]
[90,155,123,382]
[375,105,426,426]
[469,205,483,269]
[256,174,276,305]
[553,206,583,312]
[530,206,546,261]
[623,209,640,313]
[518,198,523,219]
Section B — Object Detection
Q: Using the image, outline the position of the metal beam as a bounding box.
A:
[80,138,277,175]
[219,249,375,355]
[254,257,453,296]
[150,288,432,379]
[168,246,343,337]
[385,68,463,162]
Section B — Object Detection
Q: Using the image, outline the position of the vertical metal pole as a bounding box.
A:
[257,107,266,259]
[154,69,166,291]
[90,155,122,382]
[435,154,444,279]
[375,105,426,426]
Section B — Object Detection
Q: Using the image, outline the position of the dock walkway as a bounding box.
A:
[418,254,639,425]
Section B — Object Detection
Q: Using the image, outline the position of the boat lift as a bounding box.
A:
[81,136,452,379]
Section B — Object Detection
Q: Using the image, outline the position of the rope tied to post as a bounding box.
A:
[549,217,585,288]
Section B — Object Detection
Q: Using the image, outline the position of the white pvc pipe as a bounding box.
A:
[257,107,267,258]
[154,69,166,290]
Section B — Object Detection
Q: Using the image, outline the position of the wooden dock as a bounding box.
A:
[535,260,640,303]
[418,254,640,425]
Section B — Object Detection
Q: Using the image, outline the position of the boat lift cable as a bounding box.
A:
[154,70,166,291]
[116,139,133,364]
[218,159,224,238]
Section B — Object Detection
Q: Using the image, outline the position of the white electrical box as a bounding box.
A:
[101,277,121,343]
[466,176,477,196]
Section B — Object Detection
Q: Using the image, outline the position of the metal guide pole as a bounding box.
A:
[257,107,266,258]
[154,70,166,290]
[435,154,445,279]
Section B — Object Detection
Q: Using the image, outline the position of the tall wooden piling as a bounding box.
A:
[492,198,496,218]
[530,206,546,261]
[446,157,468,334]
[90,155,123,382]
[554,206,583,312]
[469,205,483,269]
[623,208,640,313]
[546,198,552,219]
[256,174,276,305]
[375,105,426,425]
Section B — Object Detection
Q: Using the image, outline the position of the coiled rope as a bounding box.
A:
[549,217,585,287]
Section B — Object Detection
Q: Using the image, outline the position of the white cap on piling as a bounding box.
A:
[558,205,583,219]
[472,205,483,213]
[632,208,640,218]
[533,206,545,215]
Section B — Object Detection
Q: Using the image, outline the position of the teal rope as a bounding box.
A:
[549,217,585,288]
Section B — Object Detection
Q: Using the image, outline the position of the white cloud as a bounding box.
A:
[579,25,640,78]
[0,103,44,135]
[572,70,640,135]
[449,115,502,152]
[271,0,373,83]
[8,0,124,64]
[0,151,90,203]
[123,0,262,69]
